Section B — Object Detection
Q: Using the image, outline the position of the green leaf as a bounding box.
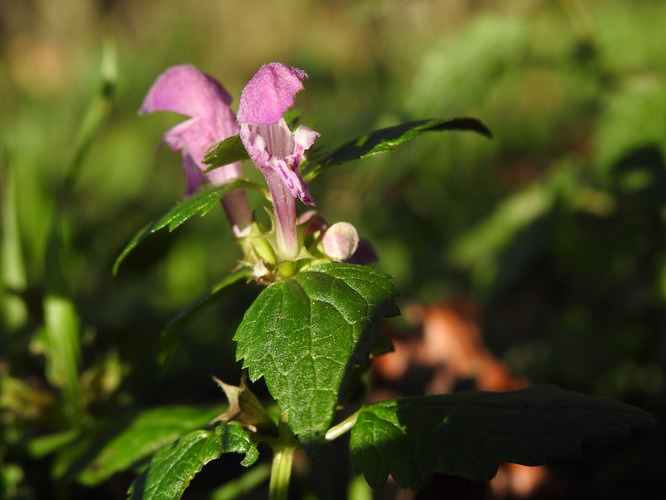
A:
[406,17,528,116]
[234,264,399,447]
[350,386,655,490]
[40,219,84,421]
[26,429,81,459]
[128,423,258,500]
[63,37,117,194]
[303,118,492,181]
[57,405,224,485]
[113,179,265,275]
[203,135,250,171]
[594,78,666,171]
[159,269,252,367]
[447,183,554,292]
[1,152,28,330]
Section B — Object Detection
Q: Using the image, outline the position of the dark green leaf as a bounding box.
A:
[58,405,224,485]
[303,117,492,181]
[113,179,265,275]
[234,264,399,447]
[159,270,252,367]
[128,424,258,500]
[203,135,250,171]
[350,386,655,489]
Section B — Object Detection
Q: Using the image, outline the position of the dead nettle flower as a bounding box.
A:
[237,63,320,260]
[140,65,253,237]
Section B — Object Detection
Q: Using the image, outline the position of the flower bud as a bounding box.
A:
[320,222,359,262]
[298,210,328,236]
[251,236,277,266]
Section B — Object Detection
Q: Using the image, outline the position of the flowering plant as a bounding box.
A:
[108,62,655,499]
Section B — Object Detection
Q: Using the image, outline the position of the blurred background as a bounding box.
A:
[2,0,665,498]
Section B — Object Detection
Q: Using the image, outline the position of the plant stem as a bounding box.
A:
[325,410,359,442]
[268,420,297,500]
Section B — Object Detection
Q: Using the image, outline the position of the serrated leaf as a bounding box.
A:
[350,386,655,489]
[159,269,252,367]
[203,135,250,171]
[113,179,265,274]
[63,405,224,485]
[303,117,492,181]
[215,423,259,467]
[234,264,399,447]
[128,424,258,500]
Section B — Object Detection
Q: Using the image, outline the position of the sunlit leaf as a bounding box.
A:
[128,423,258,500]
[56,405,225,485]
[303,117,491,181]
[234,264,398,448]
[203,135,250,172]
[113,179,265,275]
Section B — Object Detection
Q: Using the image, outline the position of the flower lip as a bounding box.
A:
[240,120,318,207]
[237,63,307,125]
[140,64,233,120]
[139,65,243,194]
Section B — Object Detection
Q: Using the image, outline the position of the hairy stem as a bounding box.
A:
[268,420,297,500]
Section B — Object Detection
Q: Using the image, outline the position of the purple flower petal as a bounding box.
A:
[141,65,252,235]
[141,65,242,190]
[344,238,378,265]
[237,63,307,125]
[141,65,233,121]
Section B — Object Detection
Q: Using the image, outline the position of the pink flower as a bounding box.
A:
[141,65,252,237]
[238,63,320,259]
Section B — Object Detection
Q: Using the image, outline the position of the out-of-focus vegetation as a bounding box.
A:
[1,0,665,498]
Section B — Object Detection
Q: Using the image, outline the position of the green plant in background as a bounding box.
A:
[2,1,666,499]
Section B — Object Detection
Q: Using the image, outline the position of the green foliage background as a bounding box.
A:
[2,0,665,498]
